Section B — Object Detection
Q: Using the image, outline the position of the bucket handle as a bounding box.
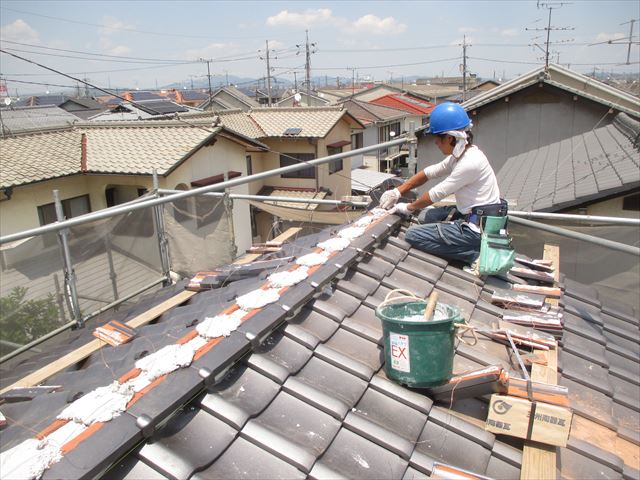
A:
[454,321,478,346]
[379,289,426,308]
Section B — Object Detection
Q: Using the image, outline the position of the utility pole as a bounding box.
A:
[305,30,311,100]
[623,19,637,65]
[461,35,468,101]
[199,58,213,106]
[297,30,316,100]
[526,2,574,70]
[266,40,272,106]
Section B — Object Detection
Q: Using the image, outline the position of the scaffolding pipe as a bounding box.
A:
[53,190,83,328]
[509,216,640,256]
[0,136,409,245]
[509,210,640,226]
[0,276,169,364]
[152,170,172,285]
[157,189,371,206]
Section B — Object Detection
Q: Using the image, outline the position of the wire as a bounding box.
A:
[313,57,461,71]
[2,47,198,65]
[0,6,271,40]
[4,62,201,76]
[3,78,77,89]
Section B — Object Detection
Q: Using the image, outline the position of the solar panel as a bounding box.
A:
[283,127,302,136]
[136,100,188,114]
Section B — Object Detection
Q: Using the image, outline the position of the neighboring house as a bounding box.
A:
[316,87,367,103]
[277,91,331,108]
[199,86,260,112]
[13,94,69,107]
[161,89,210,107]
[217,106,364,240]
[369,93,434,118]
[0,105,78,136]
[120,91,165,102]
[443,80,502,103]
[456,63,639,174]
[349,84,407,103]
[341,99,413,171]
[1,211,637,480]
[249,87,288,106]
[497,112,640,215]
[88,100,192,121]
[0,121,267,266]
[58,97,108,120]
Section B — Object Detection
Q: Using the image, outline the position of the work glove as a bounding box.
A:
[379,188,401,209]
[391,202,413,216]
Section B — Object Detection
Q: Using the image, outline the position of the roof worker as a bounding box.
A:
[379,102,505,266]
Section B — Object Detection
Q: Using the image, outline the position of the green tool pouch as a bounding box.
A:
[478,215,515,276]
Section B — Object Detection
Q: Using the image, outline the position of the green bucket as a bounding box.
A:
[376,300,463,388]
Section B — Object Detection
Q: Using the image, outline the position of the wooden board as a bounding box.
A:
[0,289,196,394]
[234,227,302,265]
[520,244,560,480]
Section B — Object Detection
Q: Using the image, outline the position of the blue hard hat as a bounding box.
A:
[426,102,471,134]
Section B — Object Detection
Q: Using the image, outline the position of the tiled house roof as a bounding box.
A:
[341,99,408,125]
[498,113,640,211]
[0,106,79,134]
[0,122,267,188]
[462,64,640,119]
[1,211,637,479]
[0,129,82,187]
[370,94,435,115]
[218,106,364,139]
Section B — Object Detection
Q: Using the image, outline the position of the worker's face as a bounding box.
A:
[435,135,455,155]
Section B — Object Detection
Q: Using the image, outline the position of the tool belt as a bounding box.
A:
[465,198,509,226]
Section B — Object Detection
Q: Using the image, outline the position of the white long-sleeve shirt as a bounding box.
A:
[423,145,500,214]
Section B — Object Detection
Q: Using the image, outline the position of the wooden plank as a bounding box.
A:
[234,227,302,265]
[520,244,560,480]
[0,289,196,394]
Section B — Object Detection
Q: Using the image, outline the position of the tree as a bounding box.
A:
[0,287,61,348]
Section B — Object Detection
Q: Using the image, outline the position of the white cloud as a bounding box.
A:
[107,45,131,56]
[458,27,478,34]
[100,15,135,35]
[351,14,406,35]
[501,28,518,37]
[0,19,39,43]
[266,9,335,28]
[595,32,625,42]
[186,43,238,60]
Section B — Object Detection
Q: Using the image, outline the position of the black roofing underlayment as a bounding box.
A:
[1,215,639,480]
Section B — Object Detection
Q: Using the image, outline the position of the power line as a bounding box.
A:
[1,47,197,65]
[0,6,270,40]
[312,57,461,71]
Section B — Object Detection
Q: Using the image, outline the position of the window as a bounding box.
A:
[351,132,363,150]
[246,155,253,176]
[622,193,639,211]
[280,153,316,179]
[37,194,91,226]
[379,122,401,143]
[327,146,343,174]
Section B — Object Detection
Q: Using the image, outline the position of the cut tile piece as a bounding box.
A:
[202,363,280,427]
[414,418,491,474]
[314,344,375,381]
[566,437,624,473]
[253,392,341,457]
[369,373,433,415]
[374,241,409,265]
[352,388,427,445]
[314,427,408,479]
[295,356,368,411]
[558,446,620,479]
[559,351,612,396]
[253,330,313,375]
[380,268,433,299]
[563,311,606,345]
[485,455,521,479]
[311,287,362,322]
[192,437,306,480]
[286,307,340,343]
[105,454,166,479]
[559,376,616,430]
[336,270,381,300]
[323,328,383,374]
[342,304,384,345]
[343,411,414,460]
[355,255,396,281]
[138,408,237,480]
[428,406,495,450]
[395,256,444,284]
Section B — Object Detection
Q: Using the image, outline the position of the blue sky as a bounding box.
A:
[1,0,638,94]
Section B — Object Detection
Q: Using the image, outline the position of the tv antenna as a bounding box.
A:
[589,19,639,65]
[526,1,574,69]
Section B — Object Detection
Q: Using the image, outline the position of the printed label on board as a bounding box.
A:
[389,332,410,372]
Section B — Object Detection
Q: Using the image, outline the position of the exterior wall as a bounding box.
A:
[566,191,640,218]
[0,174,154,236]
[166,137,253,256]
[278,96,329,107]
[466,84,612,173]
[317,121,352,201]
[416,83,614,195]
